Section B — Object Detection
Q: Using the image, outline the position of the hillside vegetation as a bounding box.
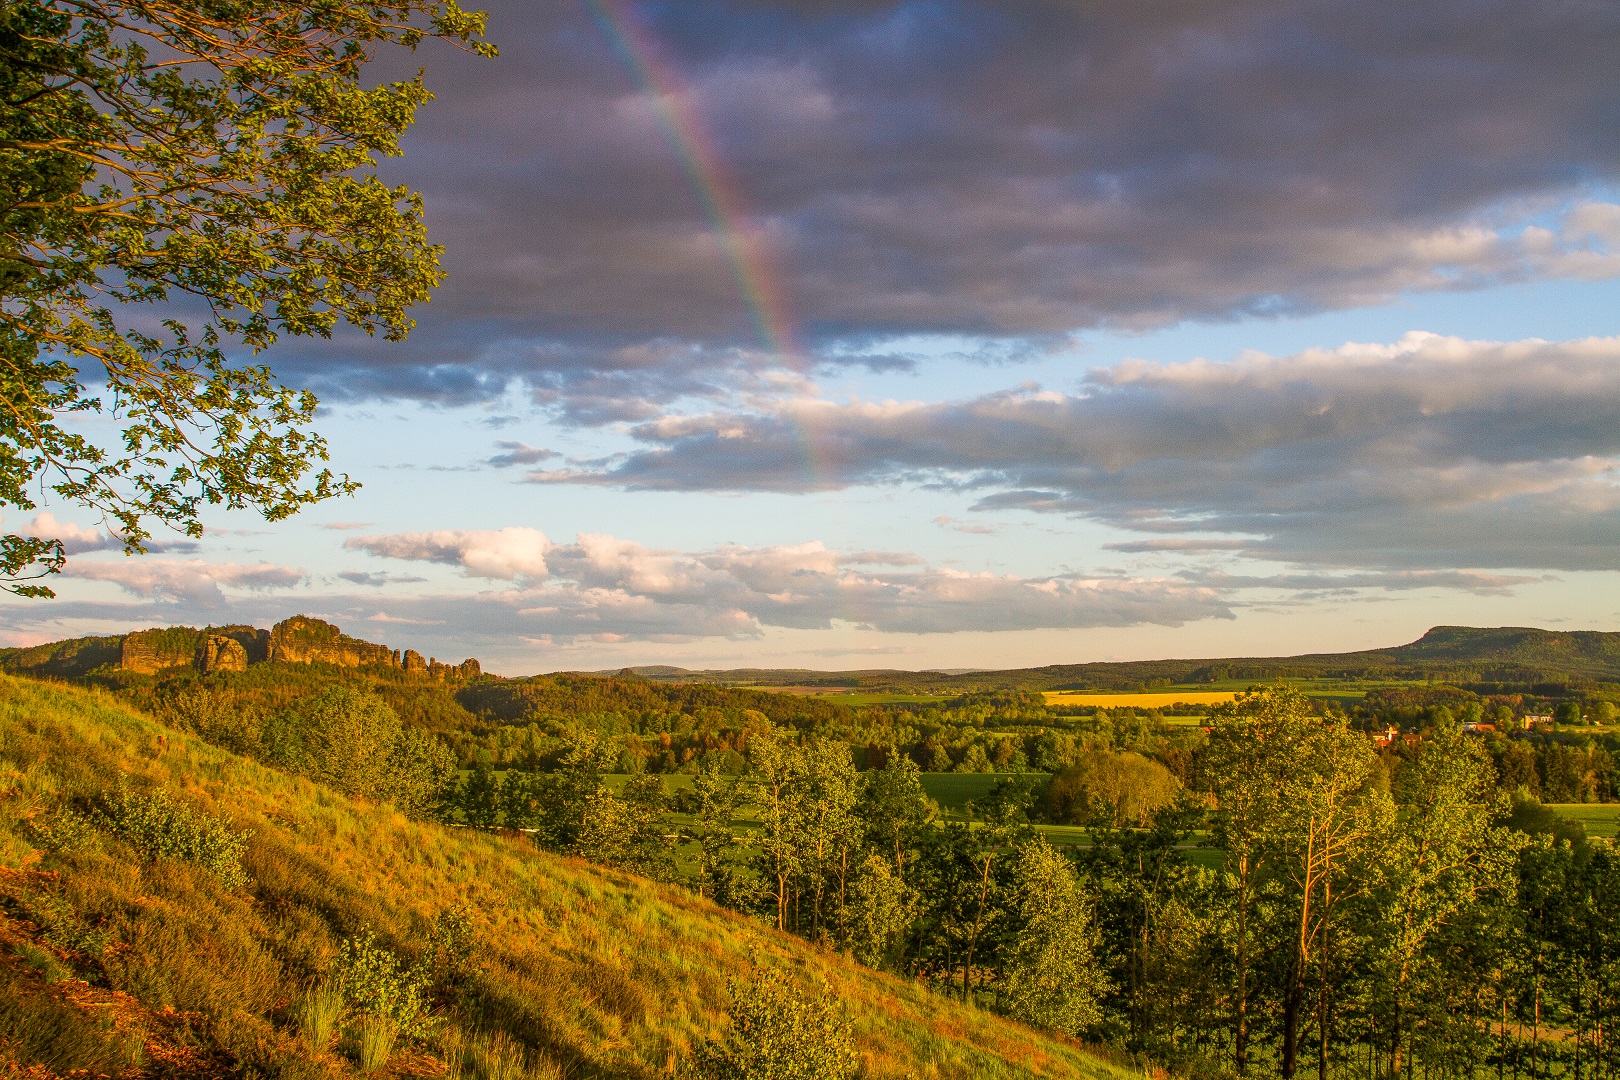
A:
[0,674,1130,1079]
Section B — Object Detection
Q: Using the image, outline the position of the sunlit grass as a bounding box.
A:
[0,673,1135,1080]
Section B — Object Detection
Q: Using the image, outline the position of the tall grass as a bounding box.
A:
[352,1015,397,1072]
[0,674,1135,1080]
[0,967,143,1074]
[297,982,344,1048]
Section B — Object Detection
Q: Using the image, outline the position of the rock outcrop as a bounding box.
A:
[267,616,394,668]
[119,625,268,674]
[120,628,203,675]
[4,615,482,680]
[427,657,480,680]
[196,635,249,673]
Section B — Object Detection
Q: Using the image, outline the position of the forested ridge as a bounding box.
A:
[612,626,1620,691]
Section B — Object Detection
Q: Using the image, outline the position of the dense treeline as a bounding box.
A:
[92,660,1620,807]
[433,686,1614,1080]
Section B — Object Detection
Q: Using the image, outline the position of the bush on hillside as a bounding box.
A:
[332,931,432,1037]
[262,687,456,813]
[263,687,401,797]
[93,788,250,889]
[689,968,860,1080]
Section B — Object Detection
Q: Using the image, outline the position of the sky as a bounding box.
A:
[6,0,1620,675]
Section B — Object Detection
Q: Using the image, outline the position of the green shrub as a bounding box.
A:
[690,968,860,1080]
[333,931,431,1037]
[263,687,402,799]
[297,982,345,1049]
[26,804,99,853]
[93,788,251,889]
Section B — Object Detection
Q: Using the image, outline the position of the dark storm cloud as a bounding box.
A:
[526,333,1620,572]
[271,0,1620,406]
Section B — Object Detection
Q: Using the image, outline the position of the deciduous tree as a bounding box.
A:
[0,1,491,592]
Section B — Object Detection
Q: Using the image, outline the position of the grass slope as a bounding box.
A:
[0,675,1129,1080]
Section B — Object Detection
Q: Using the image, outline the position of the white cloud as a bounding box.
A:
[347,530,1232,636]
[345,528,552,581]
[22,513,120,555]
[66,559,306,606]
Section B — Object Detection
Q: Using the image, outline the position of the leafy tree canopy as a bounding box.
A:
[0,0,492,593]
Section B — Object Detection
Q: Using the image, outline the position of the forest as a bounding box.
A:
[100,659,1619,1080]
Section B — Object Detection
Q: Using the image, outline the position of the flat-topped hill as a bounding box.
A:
[609,625,1620,690]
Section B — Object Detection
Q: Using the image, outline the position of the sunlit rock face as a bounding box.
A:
[267,615,393,668]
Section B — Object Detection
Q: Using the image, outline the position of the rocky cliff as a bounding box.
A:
[119,625,269,675]
[1,616,480,680]
[267,616,395,668]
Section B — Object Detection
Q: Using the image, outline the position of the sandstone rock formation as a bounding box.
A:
[120,628,203,674]
[196,635,249,673]
[268,616,395,668]
[4,615,481,681]
[119,625,269,674]
[432,657,480,680]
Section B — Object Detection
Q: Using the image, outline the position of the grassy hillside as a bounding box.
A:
[0,675,1130,1080]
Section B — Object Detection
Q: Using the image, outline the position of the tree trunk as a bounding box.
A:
[1235,855,1251,1075]
[1318,908,1331,1080]
[1283,958,1303,1080]
[961,853,994,1003]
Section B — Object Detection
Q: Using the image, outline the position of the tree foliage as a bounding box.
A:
[999,839,1108,1034]
[0,1,491,592]
[690,968,861,1080]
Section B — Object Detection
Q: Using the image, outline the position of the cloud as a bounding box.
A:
[345,530,1232,636]
[21,513,121,556]
[934,515,999,536]
[529,333,1620,571]
[4,528,1570,666]
[337,571,428,587]
[345,528,552,581]
[1105,539,1252,554]
[320,521,376,531]
[486,441,558,467]
[66,559,306,606]
[263,0,1620,410]
[16,513,200,556]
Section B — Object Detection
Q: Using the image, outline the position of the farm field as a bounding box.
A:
[742,686,957,705]
[918,772,1027,813]
[1549,803,1620,838]
[836,691,955,705]
[1045,689,1238,708]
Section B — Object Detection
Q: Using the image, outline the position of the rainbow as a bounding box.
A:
[583,0,804,370]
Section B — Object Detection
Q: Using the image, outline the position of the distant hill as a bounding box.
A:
[602,626,1620,691]
[6,620,1616,694]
